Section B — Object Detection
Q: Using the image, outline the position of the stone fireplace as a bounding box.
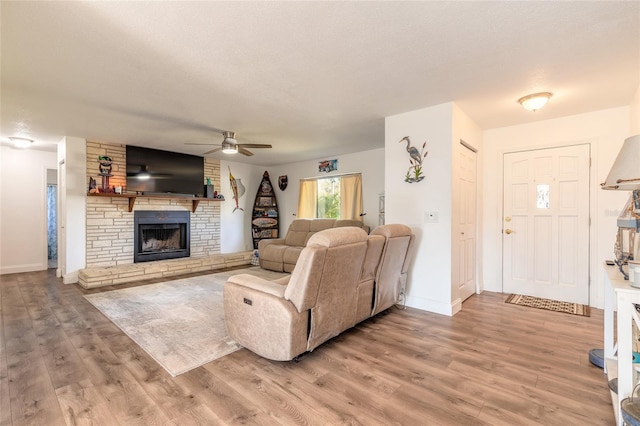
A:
[80,141,252,289]
[134,211,190,263]
[85,141,222,268]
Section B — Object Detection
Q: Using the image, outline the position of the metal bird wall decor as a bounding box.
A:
[399,136,428,183]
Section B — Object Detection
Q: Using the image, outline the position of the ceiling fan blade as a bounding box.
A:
[238,146,254,156]
[238,143,272,149]
[185,142,218,146]
[203,147,223,155]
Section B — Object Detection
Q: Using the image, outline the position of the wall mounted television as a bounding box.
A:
[126,145,204,197]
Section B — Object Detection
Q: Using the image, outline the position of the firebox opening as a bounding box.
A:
[134,211,190,263]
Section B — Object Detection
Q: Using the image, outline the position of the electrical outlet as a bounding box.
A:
[424,211,439,223]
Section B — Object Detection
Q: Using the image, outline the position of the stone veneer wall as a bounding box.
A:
[85,141,222,267]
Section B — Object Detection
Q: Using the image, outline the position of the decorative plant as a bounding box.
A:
[405,159,424,183]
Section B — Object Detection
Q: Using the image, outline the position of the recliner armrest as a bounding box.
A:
[224,277,309,360]
[226,274,286,298]
[258,238,285,250]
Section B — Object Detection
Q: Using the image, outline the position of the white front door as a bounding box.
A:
[459,143,477,301]
[502,144,590,304]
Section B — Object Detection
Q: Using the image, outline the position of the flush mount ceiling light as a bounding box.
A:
[8,136,34,148]
[518,92,552,111]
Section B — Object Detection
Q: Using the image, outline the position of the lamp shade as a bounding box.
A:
[602,135,640,190]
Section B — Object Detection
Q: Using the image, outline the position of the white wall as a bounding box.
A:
[0,146,58,274]
[631,80,640,135]
[385,103,456,315]
[219,160,266,253]
[268,148,385,234]
[482,107,630,309]
[57,136,87,284]
[220,148,386,254]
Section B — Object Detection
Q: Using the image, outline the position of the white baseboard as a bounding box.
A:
[63,270,79,284]
[0,262,46,275]
[405,295,461,316]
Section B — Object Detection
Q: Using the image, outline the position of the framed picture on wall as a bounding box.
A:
[318,159,337,173]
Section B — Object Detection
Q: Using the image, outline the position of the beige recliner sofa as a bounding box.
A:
[258,218,369,272]
[224,224,414,361]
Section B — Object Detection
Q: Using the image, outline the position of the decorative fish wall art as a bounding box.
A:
[229,166,245,212]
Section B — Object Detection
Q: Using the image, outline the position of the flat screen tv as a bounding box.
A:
[126,145,204,197]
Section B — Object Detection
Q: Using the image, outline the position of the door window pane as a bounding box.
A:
[537,184,550,209]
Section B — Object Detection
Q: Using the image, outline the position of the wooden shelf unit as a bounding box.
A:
[87,192,223,212]
[251,171,279,249]
[604,263,640,426]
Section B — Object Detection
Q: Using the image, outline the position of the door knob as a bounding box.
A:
[505,229,514,235]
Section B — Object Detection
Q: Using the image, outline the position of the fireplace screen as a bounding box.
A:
[134,211,190,263]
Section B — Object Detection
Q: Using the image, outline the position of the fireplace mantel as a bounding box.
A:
[87,192,223,212]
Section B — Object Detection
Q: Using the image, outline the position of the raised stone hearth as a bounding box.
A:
[78,251,253,289]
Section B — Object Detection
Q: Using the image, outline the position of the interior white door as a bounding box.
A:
[459,144,477,301]
[502,144,590,304]
[58,160,66,278]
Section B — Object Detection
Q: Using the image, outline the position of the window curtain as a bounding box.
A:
[297,179,318,218]
[340,174,363,220]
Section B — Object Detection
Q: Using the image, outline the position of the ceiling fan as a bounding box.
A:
[186,131,272,157]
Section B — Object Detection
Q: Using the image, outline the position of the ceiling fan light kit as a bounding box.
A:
[222,140,238,154]
[222,131,237,144]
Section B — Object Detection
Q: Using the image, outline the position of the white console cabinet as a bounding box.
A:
[604,263,640,426]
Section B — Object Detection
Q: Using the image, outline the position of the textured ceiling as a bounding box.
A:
[1,1,639,165]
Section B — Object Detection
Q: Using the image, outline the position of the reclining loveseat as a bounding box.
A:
[258,218,370,272]
[223,224,414,361]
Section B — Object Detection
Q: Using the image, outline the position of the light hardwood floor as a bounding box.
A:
[1,269,612,425]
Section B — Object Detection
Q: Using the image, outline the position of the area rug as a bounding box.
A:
[84,267,288,376]
[505,294,590,317]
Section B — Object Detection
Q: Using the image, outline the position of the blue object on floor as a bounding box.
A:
[589,348,604,369]
[622,397,640,426]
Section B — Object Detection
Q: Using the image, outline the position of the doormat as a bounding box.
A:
[505,294,590,317]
